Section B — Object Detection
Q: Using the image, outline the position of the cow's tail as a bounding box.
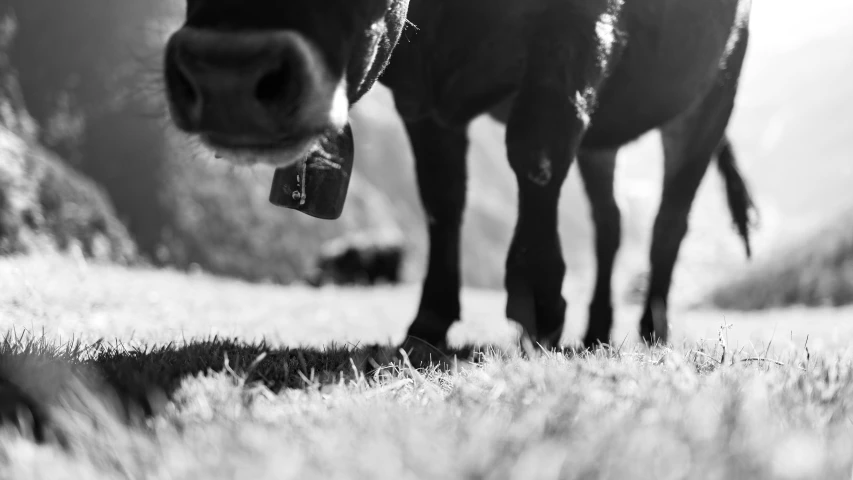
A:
[715,135,757,259]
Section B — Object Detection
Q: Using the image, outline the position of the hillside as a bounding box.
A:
[0,14,136,263]
[707,206,853,310]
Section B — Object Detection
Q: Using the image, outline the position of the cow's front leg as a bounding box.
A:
[504,17,611,350]
[504,99,577,351]
[402,116,469,348]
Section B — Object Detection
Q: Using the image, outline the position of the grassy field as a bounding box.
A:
[2,0,852,476]
[2,255,853,479]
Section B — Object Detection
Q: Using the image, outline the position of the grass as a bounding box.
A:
[3,255,853,479]
[2,330,853,479]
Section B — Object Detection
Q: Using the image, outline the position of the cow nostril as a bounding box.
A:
[172,60,200,110]
[255,62,295,103]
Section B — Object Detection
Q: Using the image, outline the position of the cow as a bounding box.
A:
[163,0,755,349]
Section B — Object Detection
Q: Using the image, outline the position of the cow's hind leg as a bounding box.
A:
[577,148,621,348]
[403,117,468,348]
[640,29,749,344]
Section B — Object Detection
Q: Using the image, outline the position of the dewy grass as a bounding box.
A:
[2,329,853,480]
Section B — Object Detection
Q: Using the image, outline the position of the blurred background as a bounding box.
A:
[1,0,852,314]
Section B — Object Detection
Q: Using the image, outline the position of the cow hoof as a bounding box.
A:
[400,323,450,366]
[505,280,538,341]
[583,303,614,349]
[397,337,443,368]
[505,277,566,353]
[639,301,669,345]
[404,312,453,349]
[582,333,609,351]
[640,329,668,346]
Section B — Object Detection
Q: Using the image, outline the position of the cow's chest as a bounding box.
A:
[380,0,539,127]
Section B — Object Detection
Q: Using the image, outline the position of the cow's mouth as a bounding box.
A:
[201,131,323,168]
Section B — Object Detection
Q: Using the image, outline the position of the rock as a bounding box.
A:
[0,12,136,262]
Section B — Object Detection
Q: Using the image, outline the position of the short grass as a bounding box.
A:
[3,332,853,480]
[3,255,853,479]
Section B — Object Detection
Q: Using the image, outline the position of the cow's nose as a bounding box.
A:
[164,28,313,140]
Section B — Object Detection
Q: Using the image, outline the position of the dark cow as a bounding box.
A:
[163,0,755,348]
[306,230,405,287]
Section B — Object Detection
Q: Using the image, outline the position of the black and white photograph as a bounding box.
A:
[1,0,852,478]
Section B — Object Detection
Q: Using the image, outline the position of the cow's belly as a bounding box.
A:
[391,0,742,137]
[582,0,744,148]
[387,0,532,126]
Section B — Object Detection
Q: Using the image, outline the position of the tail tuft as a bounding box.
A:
[716,137,757,259]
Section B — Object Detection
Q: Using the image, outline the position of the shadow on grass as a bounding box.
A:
[0,331,494,444]
[87,336,489,396]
